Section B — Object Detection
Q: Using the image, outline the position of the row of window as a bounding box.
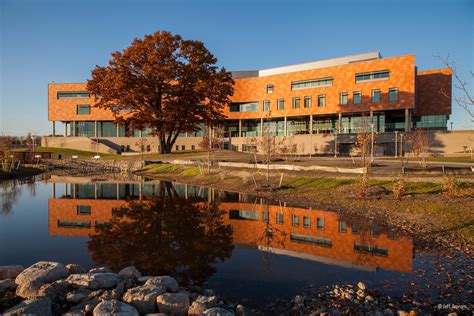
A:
[264,70,390,94]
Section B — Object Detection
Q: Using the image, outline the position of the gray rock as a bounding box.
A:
[145,275,179,292]
[0,279,16,292]
[203,307,235,316]
[93,299,139,316]
[156,292,190,315]
[123,284,166,314]
[0,265,24,280]
[15,261,68,299]
[357,282,366,290]
[118,266,141,279]
[137,275,153,284]
[4,296,52,316]
[203,289,215,296]
[38,283,58,300]
[64,311,86,316]
[293,294,304,305]
[188,301,208,315]
[66,263,86,274]
[89,266,111,274]
[66,273,120,290]
[236,304,247,316]
[384,308,394,316]
[366,295,374,302]
[67,288,91,303]
[195,294,218,307]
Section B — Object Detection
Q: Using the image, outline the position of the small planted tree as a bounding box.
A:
[0,137,13,173]
[198,126,223,174]
[407,129,432,168]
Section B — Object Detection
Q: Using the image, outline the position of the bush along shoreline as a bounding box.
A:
[0,262,241,316]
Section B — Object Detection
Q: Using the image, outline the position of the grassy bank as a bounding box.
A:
[138,163,474,249]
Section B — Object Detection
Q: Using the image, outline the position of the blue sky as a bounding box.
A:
[0,0,472,136]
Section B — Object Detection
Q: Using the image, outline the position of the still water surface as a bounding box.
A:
[0,175,467,308]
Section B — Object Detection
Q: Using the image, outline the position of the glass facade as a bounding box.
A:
[230,102,259,112]
[72,121,94,137]
[413,115,448,129]
[97,121,116,137]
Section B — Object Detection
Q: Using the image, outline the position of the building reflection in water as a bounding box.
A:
[47,176,413,283]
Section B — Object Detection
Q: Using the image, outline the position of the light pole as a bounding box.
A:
[370,123,374,163]
[450,122,453,131]
[394,131,398,158]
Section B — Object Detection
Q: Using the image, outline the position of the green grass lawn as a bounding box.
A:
[12,147,119,159]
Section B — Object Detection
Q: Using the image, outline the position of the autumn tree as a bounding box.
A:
[87,31,234,154]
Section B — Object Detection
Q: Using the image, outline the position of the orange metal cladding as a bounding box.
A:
[48,199,412,273]
[415,68,452,116]
[48,83,115,121]
[225,55,416,120]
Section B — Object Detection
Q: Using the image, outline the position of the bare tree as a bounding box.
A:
[135,136,150,167]
[406,129,432,168]
[198,126,223,174]
[436,54,473,121]
[0,137,13,173]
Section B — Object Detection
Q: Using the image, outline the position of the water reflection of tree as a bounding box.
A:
[0,180,22,214]
[87,185,234,285]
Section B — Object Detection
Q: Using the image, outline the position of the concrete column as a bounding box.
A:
[94,183,97,200]
[338,113,342,133]
[116,183,119,200]
[116,124,120,137]
[94,121,97,137]
[405,108,411,132]
[260,118,263,136]
[284,116,288,136]
[52,121,56,137]
[52,183,56,198]
[238,119,242,137]
[370,111,374,125]
[72,121,76,137]
[309,115,313,134]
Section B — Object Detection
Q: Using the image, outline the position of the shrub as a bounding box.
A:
[392,175,407,200]
[442,175,460,198]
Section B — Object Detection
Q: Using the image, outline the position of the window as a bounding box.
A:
[353,91,361,104]
[277,99,284,110]
[371,226,380,237]
[97,122,116,137]
[291,77,333,90]
[276,213,284,224]
[77,104,91,115]
[191,145,195,150]
[290,234,332,247]
[339,220,347,233]
[318,95,326,108]
[340,92,348,105]
[230,102,259,112]
[229,210,259,221]
[57,91,90,99]
[263,211,269,222]
[355,70,390,83]
[389,88,398,102]
[372,89,381,102]
[292,215,299,227]
[77,205,91,215]
[352,224,359,235]
[303,216,310,228]
[304,96,312,108]
[126,145,130,152]
[146,144,151,152]
[292,97,300,109]
[57,220,91,228]
[181,145,185,150]
[354,243,388,256]
[317,217,325,230]
[266,84,274,94]
[176,145,179,150]
[263,100,270,112]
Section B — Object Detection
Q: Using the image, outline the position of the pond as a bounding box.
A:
[0,175,470,311]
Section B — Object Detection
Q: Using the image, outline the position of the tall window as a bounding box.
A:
[339,220,347,233]
[389,87,398,102]
[263,100,270,112]
[318,95,326,108]
[292,97,300,109]
[317,217,324,230]
[340,92,348,105]
[77,104,91,115]
[353,91,361,104]
[303,216,310,228]
[266,84,274,94]
[372,89,381,102]
[292,215,299,227]
[277,99,284,110]
[276,213,284,224]
[304,96,312,108]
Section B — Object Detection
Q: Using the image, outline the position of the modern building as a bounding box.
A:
[46,52,454,155]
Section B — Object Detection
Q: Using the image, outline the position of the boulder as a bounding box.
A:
[195,295,218,307]
[0,279,16,292]
[357,282,366,290]
[188,301,208,315]
[156,292,190,315]
[0,265,24,279]
[67,288,91,303]
[92,299,139,316]
[123,284,166,314]
[118,266,141,279]
[137,275,153,284]
[146,275,179,292]
[203,289,215,296]
[66,264,86,274]
[15,261,68,298]
[66,273,120,290]
[203,307,235,316]
[67,297,100,314]
[3,296,52,316]
[89,266,111,274]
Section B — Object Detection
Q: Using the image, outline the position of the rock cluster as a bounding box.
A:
[0,262,241,316]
